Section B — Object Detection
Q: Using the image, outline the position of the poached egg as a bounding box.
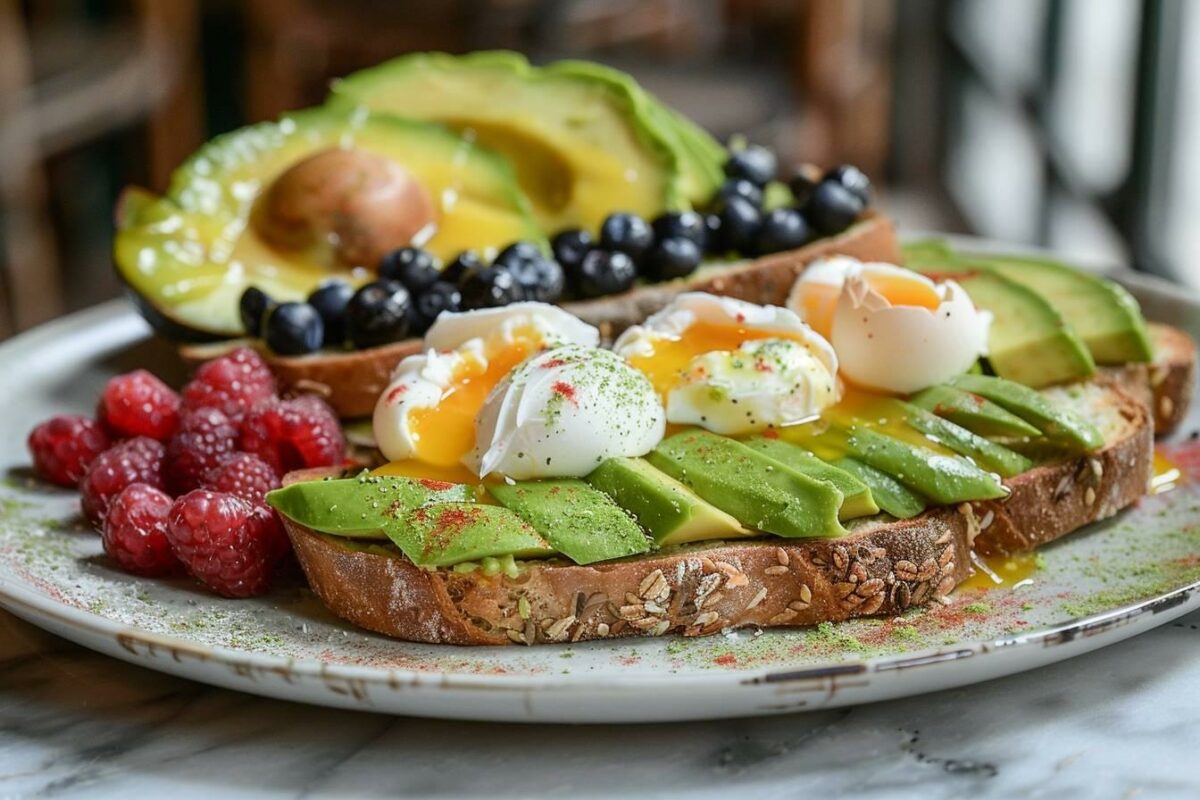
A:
[789,257,991,394]
[613,293,840,435]
[373,303,600,469]
[468,344,665,480]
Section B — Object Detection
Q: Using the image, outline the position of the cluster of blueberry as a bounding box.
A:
[236,242,565,356]
[709,146,873,256]
[240,146,872,356]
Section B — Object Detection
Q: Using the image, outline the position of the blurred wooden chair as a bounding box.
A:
[0,0,202,336]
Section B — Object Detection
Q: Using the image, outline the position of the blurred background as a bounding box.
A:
[0,0,1193,337]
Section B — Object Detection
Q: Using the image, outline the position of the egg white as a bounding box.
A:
[614,292,835,363]
[832,273,989,394]
[468,345,665,480]
[425,302,599,352]
[613,293,840,432]
[373,303,601,464]
[667,338,839,434]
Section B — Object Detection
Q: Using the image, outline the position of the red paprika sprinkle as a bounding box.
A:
[551,381,578,404]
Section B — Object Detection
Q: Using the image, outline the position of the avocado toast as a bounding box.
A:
[274,377,1151,645]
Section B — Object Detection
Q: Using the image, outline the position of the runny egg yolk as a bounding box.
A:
[625,321,813,400]
[371,458,481,486]
[404,326,544,467]
[799,271,942,338]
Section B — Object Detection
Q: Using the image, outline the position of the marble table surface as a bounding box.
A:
[3,607,1199,799]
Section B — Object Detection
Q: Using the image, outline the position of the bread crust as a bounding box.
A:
[280,382,1154,644]
[286,510,972,646]
[1101,322,1196,436]
[182,213,901,418]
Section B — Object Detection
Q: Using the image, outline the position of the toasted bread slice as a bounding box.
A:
[279,380,1152,645]
[1102,322,1196,436]
[180,213,902,417]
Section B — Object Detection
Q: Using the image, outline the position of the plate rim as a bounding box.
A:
[2,502,1198,692]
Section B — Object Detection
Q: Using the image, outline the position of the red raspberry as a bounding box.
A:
[205,452,280,506]
[98,370,181,441]
[239,396,345,475]
[102,483,182,576]
[80,437,165,526]
[181,347,276,421]
[164,408,239,495]
[167,490,285,597]
[28,415,111,487]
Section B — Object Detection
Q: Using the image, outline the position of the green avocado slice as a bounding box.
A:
[488,479,651,565]
[899,402,1033,477]
[948,374,1104,452]
[266,474,475,539]
[955,253,1152,364]
[392,503,556,568]
[742,437,879,520]
[909,384,1042,439]
[906,243,1095,387]
[832,458,928,520]
[586,457,749,546]
[648,431,845,538]
[840,426,1009,505]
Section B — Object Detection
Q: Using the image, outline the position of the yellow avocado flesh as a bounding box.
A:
[115,108,539,338]
[332,52,682,232]
[441,116,663,232]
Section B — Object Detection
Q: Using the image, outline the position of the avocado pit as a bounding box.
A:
[256,147,436,269]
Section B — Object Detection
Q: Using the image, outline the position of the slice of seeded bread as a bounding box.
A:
[1102,322,1196,436]
[180,213,902,418]
[279,380,1152,645]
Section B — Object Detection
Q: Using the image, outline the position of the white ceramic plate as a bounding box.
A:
[1,261,1198,723]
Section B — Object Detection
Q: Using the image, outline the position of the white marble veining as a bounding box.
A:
[3,608,1200,799]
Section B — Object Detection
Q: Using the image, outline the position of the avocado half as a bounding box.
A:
[331,50,726,232]
[115,107,541,340]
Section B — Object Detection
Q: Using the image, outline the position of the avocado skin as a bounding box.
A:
[586,457,747,546]
[266,474,474,539]
[392,503,556,567]
[899,402,1033,477]
[910,384,1042,439]
[906,245,1095,387]
[742,437,879,520]
[948,374,1105,452]
[842,426,1008,505]
[832,458,927,520]
[648,431,846,539]
[488,479,651,565]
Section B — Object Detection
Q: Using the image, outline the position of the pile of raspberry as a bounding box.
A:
[26,347,345,597]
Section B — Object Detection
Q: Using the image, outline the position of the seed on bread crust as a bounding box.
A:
[768,608,798,624]
[545,615,576,641]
